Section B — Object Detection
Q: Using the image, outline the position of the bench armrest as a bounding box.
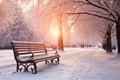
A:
[46,49,58,54]
[17,52,34,61]
[29,52,34,59]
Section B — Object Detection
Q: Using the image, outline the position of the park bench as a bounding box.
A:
[11,41,60,74]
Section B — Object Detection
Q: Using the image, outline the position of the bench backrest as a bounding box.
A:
[11,41,47,61]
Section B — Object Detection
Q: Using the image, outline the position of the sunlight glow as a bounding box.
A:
[50,27,59,38]
[50,17,59,38]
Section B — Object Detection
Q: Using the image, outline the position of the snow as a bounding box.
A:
[0,48,120,80]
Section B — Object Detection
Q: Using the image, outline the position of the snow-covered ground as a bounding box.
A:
[0,48,120,80]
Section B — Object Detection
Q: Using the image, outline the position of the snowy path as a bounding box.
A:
[0,48,120,80]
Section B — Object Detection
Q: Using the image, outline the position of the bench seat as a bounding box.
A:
[11,41,60,74]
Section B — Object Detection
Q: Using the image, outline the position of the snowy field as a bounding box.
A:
[0,48,120,80]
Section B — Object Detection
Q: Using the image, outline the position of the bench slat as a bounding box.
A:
[11,41,60,74]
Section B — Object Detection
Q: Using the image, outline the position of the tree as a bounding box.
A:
[0,0,14,28]
[22,0,66,51]
[0,0,35,48]
[100,22,115,52]
[67,0,120,53]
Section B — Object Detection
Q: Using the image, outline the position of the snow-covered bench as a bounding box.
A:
[11,41,60,74]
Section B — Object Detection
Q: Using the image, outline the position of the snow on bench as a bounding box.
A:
[11,41,60,74]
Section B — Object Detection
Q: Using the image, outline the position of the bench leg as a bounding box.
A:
[16,63,25,72]
[57,57,60,63]
[56,57,60,63]
[16,62,37,74]
[16,62,19,72]
[45,60,48,64]
[51,59,53,63]
[26,62,37,74]
[52,57,60,64]
[31,62,37,74]
[46,58,60,64]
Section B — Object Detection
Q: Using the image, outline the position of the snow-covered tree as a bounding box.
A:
[66,0,120,53]
[99,22,115,52]
[0,0,35,48]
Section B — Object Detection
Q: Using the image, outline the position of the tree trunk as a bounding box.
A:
[58,18,64,51]
[106,30,112,52]
[116,20,120,53]
[58,26,64,51]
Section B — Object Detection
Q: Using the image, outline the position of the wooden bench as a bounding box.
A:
[11,41,60,74]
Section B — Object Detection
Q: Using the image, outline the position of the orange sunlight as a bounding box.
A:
[50,18,59,38]
[50,27,59,38]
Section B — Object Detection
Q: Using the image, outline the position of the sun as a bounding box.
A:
[50,19,59,38]
[51,28,59,37]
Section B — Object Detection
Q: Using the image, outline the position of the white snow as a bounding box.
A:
[0,48,120,80]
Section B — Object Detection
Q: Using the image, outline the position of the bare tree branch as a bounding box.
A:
[72,0,117,22]
[67,14,80,31]
[103,0,110,9]
[67,12,116,22]
[73,0,108,12]
[85,0,109,12]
